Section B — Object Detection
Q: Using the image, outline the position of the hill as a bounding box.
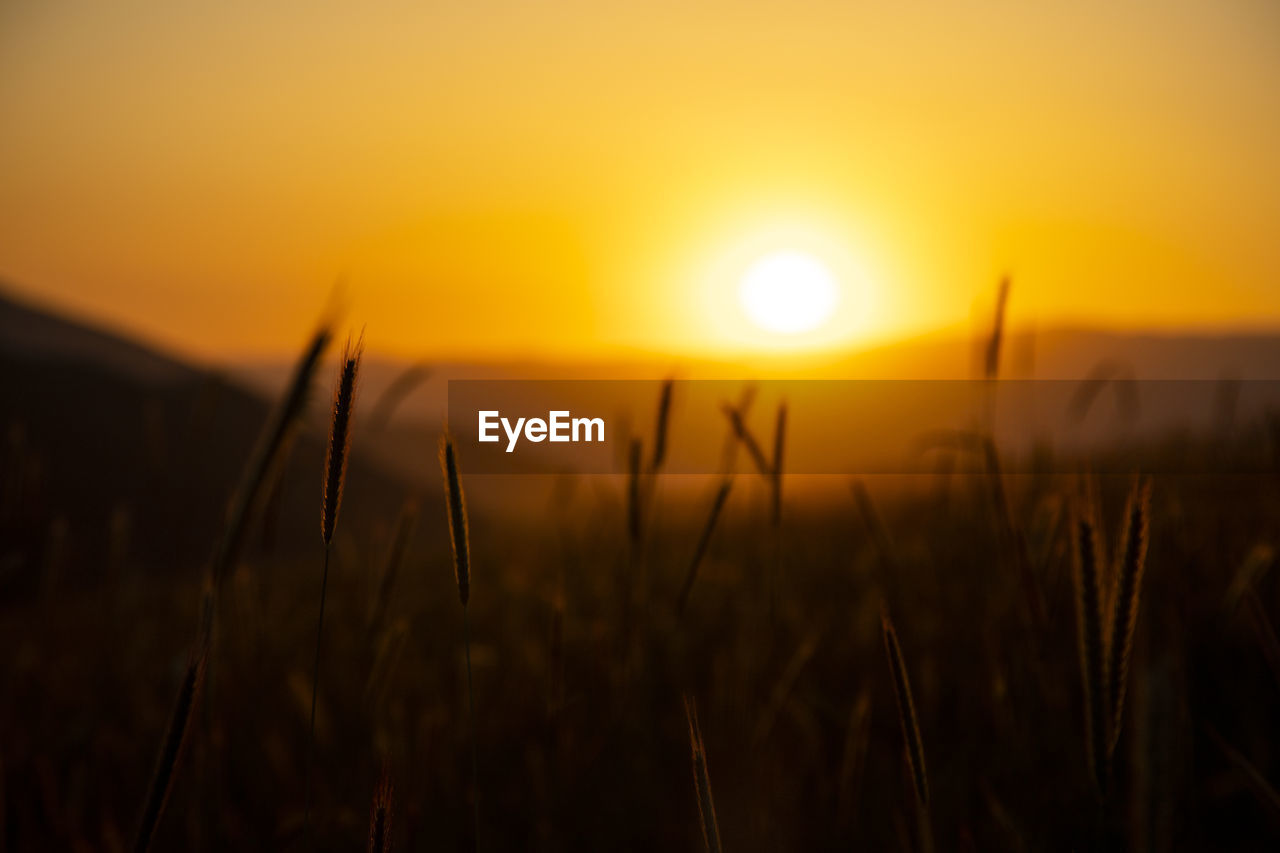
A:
[0,287,422,599]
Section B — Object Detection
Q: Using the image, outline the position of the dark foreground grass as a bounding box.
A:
[2,435,1280,851]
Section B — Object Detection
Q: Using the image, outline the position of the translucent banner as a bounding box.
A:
[446,379,1280,474]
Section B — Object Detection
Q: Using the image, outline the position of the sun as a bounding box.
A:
[738,250,840,334]
[692,218,879,353]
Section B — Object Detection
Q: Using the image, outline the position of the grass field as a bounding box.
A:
[3,315,1280,852]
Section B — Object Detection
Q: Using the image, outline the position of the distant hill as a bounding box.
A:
[0,288,422,600]
[0,288,199,388]
[833,326,1280,381]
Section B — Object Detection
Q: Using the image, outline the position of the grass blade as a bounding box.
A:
[132,641,208,853]
[684,696,722,853]
[440,433,471,608]
[676,478,733,615]
[881,604,929,809]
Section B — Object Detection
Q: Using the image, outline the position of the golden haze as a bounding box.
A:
[1,1,1278,361]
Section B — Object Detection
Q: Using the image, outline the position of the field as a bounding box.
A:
[2,301,1280,852]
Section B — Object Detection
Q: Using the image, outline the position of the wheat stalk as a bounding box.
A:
[1242,589,1280,689]
[752,632,818,746]
[650,378,674,473]
[305,333,363,828]
[440,432,480,848]
[367,361,432,431]
[836,689,872,828]
[441,433,471,607]
[770,403,786,528]
[984,274,1010,380]
[1222,544,1275,615]
[210,324,331,590]
[368,765,393,853]
[721,404,771,476]
[683,696,722,853]
[145,325,329,850]
[717,385,757,474]
[367,499,419,637]
[365,618,411,709]
[979,436,1046,629]
[1072,503,1110,797]
[1205,724,1280,821]
[132,638,208,853]
[626,438,643,549]
[676,478,733,615]
[1106,477,1150,755]
[881,603,929,809]
[851,480,898,575]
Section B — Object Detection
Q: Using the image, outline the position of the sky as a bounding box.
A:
[2,0,1279,362]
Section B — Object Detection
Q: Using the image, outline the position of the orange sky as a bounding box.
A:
[2,1,1278,362]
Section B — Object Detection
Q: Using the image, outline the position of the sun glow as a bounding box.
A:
[739,251,839,334]
[685,215,884,356]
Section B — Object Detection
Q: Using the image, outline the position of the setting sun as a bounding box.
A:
[739,250,839,335]
[692,220,880,356]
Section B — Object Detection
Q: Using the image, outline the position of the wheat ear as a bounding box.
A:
[305,333,363,828]
[1106,477,1150,755]
[1072,504,1110,797]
